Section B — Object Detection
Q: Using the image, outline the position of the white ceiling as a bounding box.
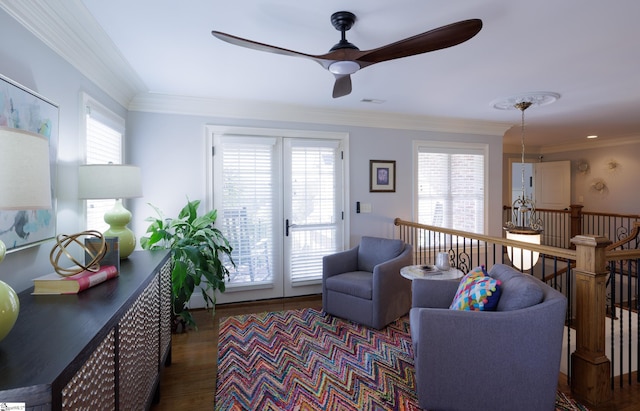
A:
[5,0,640,150]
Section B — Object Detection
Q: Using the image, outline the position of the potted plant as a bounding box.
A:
[141,199,234,332]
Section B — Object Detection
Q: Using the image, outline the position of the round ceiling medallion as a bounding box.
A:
[491,92,561,110]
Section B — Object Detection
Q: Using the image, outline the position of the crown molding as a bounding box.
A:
[0,0,146,107]
[502,134,639,155]
[503,143,542,155]
[540,134,640,154]
[2,1,636,152]
[1,1,507,137]
[129,92,511,137]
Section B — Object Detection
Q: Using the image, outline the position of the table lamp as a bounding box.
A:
[0,127,52,342]
[78,164,142,259]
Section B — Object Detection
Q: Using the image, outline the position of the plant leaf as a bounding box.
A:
[142,198,234,331]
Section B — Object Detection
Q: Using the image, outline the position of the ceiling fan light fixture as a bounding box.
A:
[328,60,360,75]
[212,12,482,98]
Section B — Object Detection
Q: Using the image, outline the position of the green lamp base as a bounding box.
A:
[0,240,19,343]
[103,199,136,259]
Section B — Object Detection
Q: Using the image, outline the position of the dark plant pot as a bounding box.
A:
[171,315,188,334]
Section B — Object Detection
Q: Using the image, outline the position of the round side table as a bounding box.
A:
[400,265,464,281]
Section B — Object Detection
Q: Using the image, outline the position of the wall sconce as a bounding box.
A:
[0,127,52,342]
[78,164,142,259]
[577,160,589,174]
[591,179,607,193]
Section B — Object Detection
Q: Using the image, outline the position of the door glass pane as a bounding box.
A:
[219,138,275,285]
[289,143,338,283]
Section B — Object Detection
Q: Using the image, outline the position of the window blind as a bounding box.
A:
[288,142,338,283]
[85,104,124,232]
[218,137,275,285]
[416,145,485,234]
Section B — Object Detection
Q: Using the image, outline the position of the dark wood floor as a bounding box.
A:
[151,295,640,411]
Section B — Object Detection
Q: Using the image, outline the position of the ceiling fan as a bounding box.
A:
[212,11,482,98]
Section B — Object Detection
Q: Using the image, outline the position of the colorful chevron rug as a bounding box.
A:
[215,308,588,410]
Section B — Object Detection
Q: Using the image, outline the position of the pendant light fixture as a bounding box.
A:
[492,92,560,270]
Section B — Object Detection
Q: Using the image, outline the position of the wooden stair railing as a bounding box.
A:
[394,218,640,407]
[606,221,640,252]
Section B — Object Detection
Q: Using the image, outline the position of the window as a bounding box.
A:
[415,142,486,234]
[83,95,125,232]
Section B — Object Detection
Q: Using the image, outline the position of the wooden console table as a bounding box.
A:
[0,250,172,410]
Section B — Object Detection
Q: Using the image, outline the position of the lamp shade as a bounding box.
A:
[0,127,52,209]
[78,164,142,199]
[0,127,52,343]
[506,230,541,271]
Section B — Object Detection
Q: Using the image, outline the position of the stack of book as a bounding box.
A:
[32,237,120,295]
[32,265,119,295]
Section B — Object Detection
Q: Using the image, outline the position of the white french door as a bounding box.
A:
[209,127,347,304]
[283,138,343,296]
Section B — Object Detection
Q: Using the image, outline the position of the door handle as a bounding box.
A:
[285,219,297,236]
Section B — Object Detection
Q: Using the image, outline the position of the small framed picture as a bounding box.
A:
[369,160,396,192]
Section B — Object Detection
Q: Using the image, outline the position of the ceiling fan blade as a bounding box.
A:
[355,19,482,65]
[332,74,352,98]
[212,31,330,64]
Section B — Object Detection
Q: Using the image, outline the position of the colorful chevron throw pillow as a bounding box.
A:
[449,265,502,311]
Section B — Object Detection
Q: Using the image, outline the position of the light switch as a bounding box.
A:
[361,203,372,213]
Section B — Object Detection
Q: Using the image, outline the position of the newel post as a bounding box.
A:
[570,234,612,406]
[569,205,584,247]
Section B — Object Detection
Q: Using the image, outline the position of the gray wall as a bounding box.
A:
[0,10,125,293]
[0,8,557,297]
[127,112,505,250]
[0,8,504,294]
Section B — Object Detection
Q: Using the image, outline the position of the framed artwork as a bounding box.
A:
[0,74,58,252]
[369,160,396,193]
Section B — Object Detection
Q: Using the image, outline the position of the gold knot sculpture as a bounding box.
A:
[49,230,107,277]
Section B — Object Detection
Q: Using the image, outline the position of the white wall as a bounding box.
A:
[542,140,640,215]
[502,140,640,218]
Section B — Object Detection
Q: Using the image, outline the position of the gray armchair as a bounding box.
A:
[322,236,413,329]
[409,264,567,411]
